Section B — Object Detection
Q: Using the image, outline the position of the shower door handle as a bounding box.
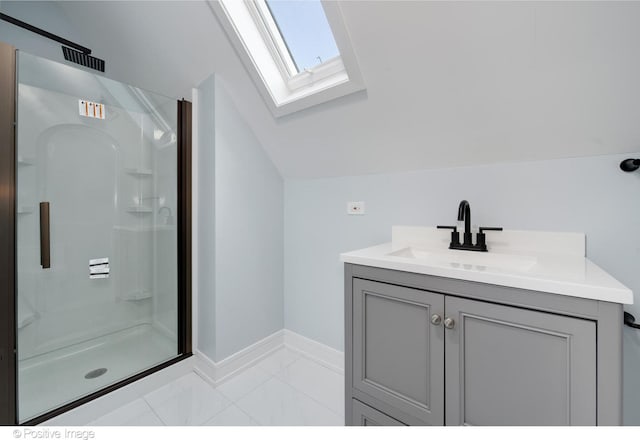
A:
[39,202,50,269]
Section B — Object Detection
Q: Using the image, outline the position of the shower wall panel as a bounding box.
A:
[17,84,155,360]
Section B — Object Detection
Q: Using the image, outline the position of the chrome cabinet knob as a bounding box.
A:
[443,317,455,329]
[430,314,442,326]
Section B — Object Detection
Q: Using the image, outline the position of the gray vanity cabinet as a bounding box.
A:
[346,264,619,426]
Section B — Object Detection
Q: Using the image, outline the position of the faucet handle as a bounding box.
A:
[437,225,460,247]
[479,227,503,234]
[476,227,503,251]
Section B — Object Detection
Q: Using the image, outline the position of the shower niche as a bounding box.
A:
[5,49,191,424]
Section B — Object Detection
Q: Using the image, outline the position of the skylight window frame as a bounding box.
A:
[248,0,344,91]
[210,0,365,117]
[247,0,299,79]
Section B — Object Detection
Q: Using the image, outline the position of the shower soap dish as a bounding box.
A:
[123,290,152,301]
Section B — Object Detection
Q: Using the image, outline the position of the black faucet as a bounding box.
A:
[437,200,503,252]
[458,200,472,247]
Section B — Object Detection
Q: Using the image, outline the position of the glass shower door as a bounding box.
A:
[16,51,180,422]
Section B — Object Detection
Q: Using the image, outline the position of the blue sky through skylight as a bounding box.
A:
[265,0,340,72]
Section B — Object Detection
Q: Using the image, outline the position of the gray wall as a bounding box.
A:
[197,75,284,362]
[196,75,217,359]
[284,152,640,424]
[214,78,284,360]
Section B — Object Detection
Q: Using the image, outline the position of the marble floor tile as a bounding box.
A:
[144,372,231,425]
[254,348,301,375]
[276,357,345,416]
[89,399,163,426]
[202,404,258,426]
[216,365,272,401]
[235,377,343,426]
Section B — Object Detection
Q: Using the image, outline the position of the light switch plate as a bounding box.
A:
[347,201,365,215]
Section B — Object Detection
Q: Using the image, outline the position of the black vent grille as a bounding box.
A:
[62,46,105,72]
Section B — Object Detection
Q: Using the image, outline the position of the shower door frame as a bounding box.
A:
[0,42,193,426]
[0,41,18,427]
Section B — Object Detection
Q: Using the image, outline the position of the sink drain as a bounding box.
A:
[84,368,107,379]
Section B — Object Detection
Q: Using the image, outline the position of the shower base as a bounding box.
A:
[18,324,176,423]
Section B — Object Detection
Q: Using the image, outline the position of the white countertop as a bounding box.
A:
[340,226,633,304]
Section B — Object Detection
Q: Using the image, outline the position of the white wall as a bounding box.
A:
[197,75,284,362]
[284,152,640,424]
[202,1,640,179]
[0,1,82,64]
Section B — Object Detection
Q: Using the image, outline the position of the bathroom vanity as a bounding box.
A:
[341,226,633,426]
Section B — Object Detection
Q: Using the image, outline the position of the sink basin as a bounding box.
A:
[387,247,538,272]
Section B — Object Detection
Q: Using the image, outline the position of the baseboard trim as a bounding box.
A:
[283,330,344,374]
[193,329,285,384]
[193,329,344,385]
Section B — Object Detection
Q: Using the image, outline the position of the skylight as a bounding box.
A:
[212,0,365,117]
[265,0,340,73]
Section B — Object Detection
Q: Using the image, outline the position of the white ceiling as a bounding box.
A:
[35,1,640,177]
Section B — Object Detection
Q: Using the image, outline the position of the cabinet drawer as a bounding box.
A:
[351,399,406,426]
[351,278,444,425]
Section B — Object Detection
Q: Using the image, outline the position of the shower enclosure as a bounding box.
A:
[0,42,192,424]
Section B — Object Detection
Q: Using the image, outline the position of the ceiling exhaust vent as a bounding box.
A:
[62,46,105,72]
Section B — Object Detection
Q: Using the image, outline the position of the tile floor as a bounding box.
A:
[89,348,345,426]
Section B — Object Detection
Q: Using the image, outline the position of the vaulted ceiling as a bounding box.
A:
[7,1,640,178]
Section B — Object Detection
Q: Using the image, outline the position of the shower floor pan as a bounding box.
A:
[18,324,176,423]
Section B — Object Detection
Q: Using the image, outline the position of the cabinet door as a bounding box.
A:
[352,399,407,426]
[352,279,444,425]
[445,296,596,426]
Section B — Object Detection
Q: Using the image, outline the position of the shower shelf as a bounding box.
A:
[127,206,153,214]
[17,206,34,214]
[113,225,171,232]
[125,168,153,176]
[18,311,36,329]
[17,156,35,166]
[123,291,152,301]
